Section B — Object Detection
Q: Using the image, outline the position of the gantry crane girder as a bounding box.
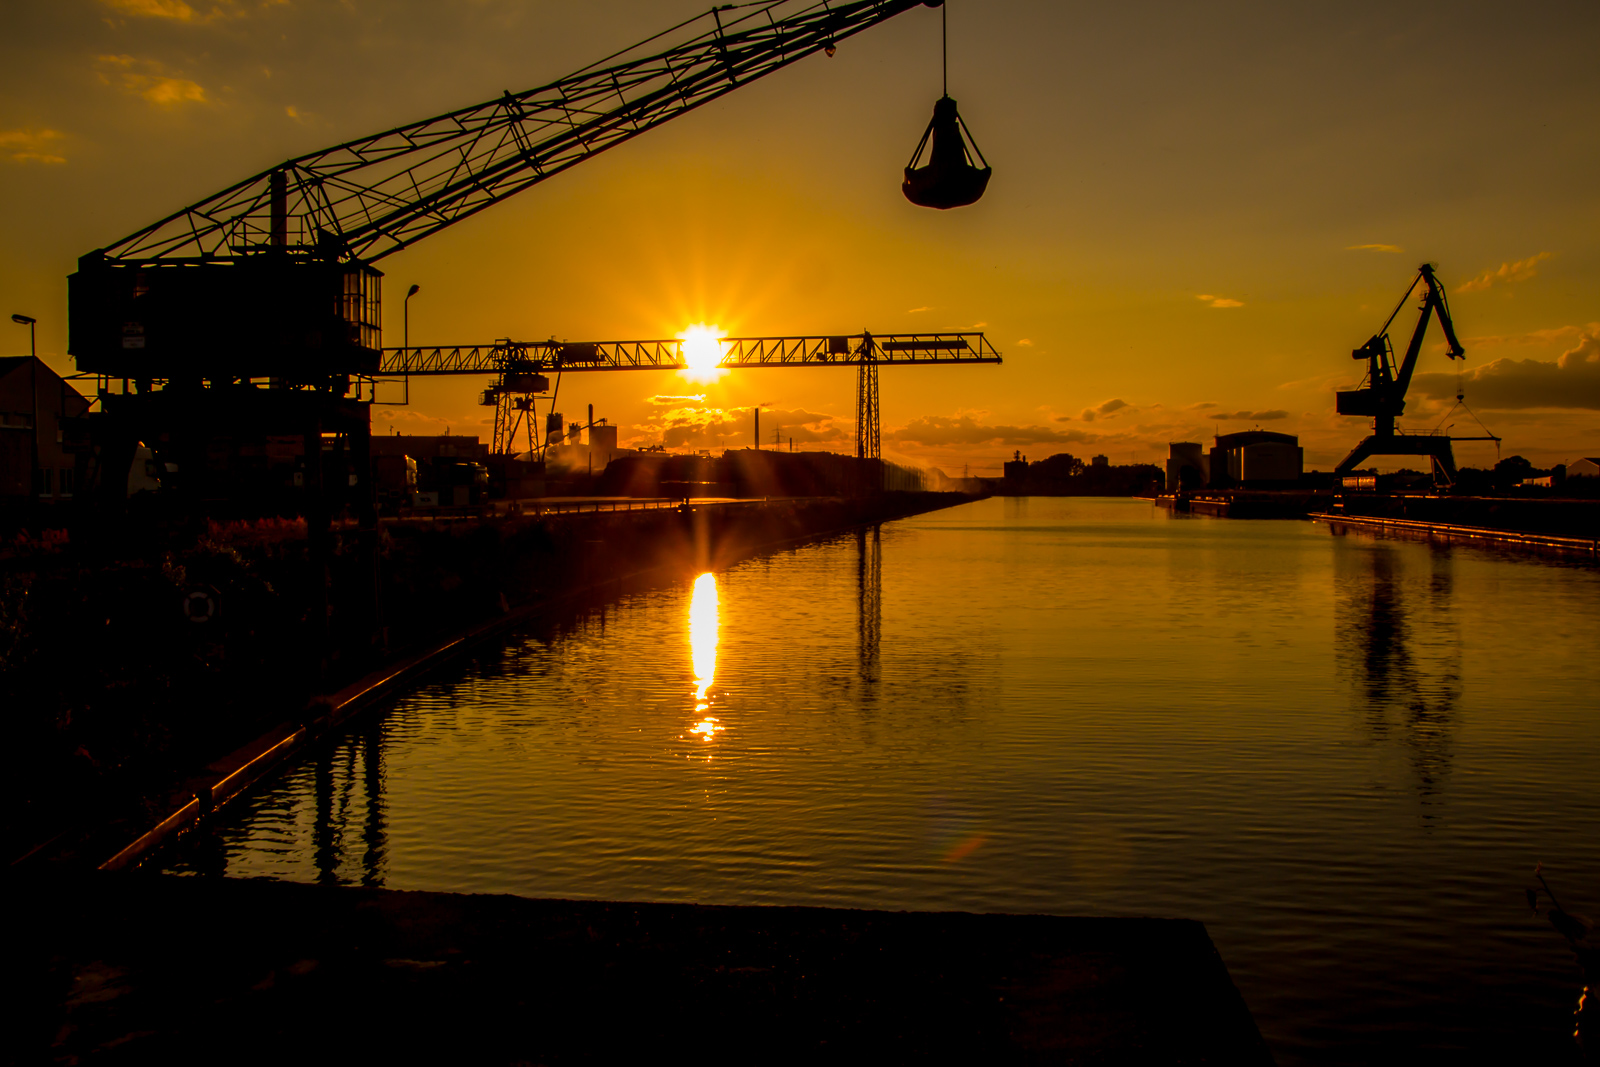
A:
[379,332,1001,460]
[382,332,1000,375]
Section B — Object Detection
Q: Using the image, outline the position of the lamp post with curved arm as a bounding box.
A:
[403,284,420,350]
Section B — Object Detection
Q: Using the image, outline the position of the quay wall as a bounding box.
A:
[1327,492,1598,538]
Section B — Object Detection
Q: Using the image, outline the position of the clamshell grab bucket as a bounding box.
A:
[902,95,991,210]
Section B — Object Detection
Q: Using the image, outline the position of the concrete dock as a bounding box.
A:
[13,874,1272,1064]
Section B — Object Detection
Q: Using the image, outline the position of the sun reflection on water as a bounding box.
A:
[689,572,720,734]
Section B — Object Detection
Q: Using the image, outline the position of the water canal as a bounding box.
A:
[166,497,1600,1064]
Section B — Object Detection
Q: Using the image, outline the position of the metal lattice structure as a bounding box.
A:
[856,345,881,461]
[382,332,998,457]
[96,0,937,266]
[381,332,1000,375]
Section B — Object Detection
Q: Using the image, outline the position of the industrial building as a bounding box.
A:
[0,356,91,506]
[1207,431,1303,487]
[1166,431,1304,491]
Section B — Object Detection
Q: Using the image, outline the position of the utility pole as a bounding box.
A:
[11,314,37,497]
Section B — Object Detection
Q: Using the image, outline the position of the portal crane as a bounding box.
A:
[381,331,1002,459]
[64,0,955,503]
[1334,264,1476,480]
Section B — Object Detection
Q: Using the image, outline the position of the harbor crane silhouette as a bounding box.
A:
[63,0,988,503]
[1334,264,1498,482]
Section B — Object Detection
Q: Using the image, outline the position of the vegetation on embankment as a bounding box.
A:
[3,492,973,865]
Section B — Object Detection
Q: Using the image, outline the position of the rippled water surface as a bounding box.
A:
[168,498,1600,1064]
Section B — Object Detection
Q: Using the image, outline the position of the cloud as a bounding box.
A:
[101,0,196,18]
[1456,252,1552,293]
[756,408,847,445]
[647,394,706,405]
[1186,401,1218,410]
[1463,325,1583,347]
[96,55,207,107]
[1412,324,1600,409]
[99,0,255,22]
[1196,294,1244,308]
[637,404,844,449]
[0,128,66,164]
[1077,398,1131,422]
[906,306,931,314]
[888,414,1093,448]
[1347,243,1403,253]
[1208,409,1289,421]
[1016,338,1032,346]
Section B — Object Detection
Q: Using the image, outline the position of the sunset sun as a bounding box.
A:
[677,323,727,380]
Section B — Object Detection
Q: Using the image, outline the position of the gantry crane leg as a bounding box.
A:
[855,333,881,462]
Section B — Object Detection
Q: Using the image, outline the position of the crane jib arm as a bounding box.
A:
[93,0,942,267]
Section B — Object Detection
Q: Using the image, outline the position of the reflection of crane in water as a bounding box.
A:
[311,720,387,887]
[1336,544,1462,799]
[857,524,882,688]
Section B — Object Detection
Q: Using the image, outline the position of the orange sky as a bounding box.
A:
[2,0,1596,472]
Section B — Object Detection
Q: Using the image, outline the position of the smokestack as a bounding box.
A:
[754,407,760,449]
[588,403,594,442]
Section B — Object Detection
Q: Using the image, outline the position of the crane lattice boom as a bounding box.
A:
[99,0,937,266]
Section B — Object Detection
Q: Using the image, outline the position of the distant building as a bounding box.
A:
[1003,450,1029,482]
[370,434,488,461]
[1207,430,1302,487]
[589,424,621,469]
[1568,457,1600,479]
[0,356,91,505]
[1165,442,1207,491]
[1091,454,1109,469]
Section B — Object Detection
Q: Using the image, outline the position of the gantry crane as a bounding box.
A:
[62,0,966,505]
[381,331,1002,460]
[1334,264,1497,482]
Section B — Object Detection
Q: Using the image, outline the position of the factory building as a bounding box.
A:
[1165,442,1207,491]
[1167,431,1304,491]
[1208,430,1302,487]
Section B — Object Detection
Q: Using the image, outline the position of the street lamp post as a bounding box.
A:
[11,314,38,498]
[11,313,36,358]
[403,284,420,349]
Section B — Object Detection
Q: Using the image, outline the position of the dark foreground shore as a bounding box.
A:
[10,874,1272,1065]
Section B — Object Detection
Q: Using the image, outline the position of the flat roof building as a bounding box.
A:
[0,356,91,506]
